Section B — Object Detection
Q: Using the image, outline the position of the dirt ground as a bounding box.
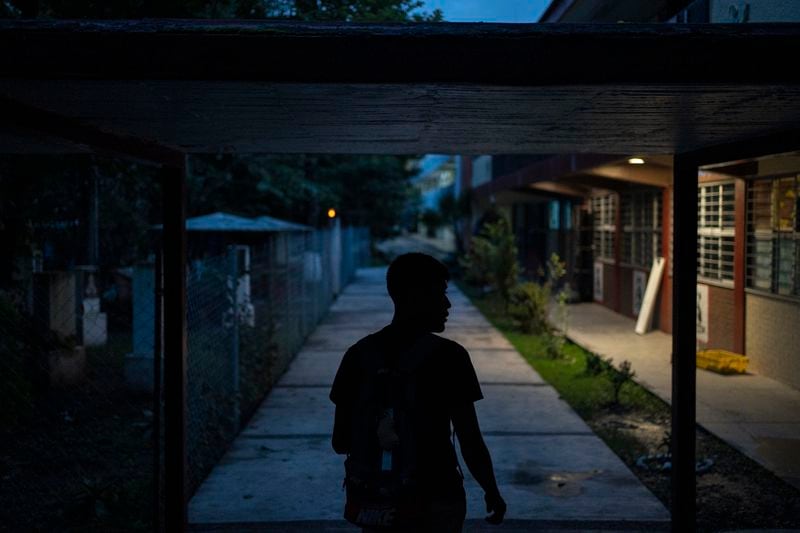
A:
[0,371,155,531]
[590,410,800,531]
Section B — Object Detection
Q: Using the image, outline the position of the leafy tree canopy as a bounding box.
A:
[1,0,442,20]
[1,0,436,276]
[189,154,414,238]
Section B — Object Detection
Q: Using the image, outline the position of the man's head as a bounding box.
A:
[386,253,451,332]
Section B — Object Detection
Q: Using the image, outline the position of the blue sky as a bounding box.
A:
[420,0,553,22]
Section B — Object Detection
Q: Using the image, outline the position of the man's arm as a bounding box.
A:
[451,402,506,525]
[330,347,355,455]
[332,403,351,455]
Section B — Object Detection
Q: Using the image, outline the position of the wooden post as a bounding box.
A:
[153,246,163,531]
[733,178,746,354]
[162,161,188,532]
[671,153,697,532]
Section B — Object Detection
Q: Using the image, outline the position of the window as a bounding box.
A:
[592,194,616,261]
[621,190,662,268]
[747,175,800,297]
[697,181,735,284]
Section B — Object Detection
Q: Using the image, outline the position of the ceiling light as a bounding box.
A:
[628,157,645,165]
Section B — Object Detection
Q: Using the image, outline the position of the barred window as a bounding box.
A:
[621,190,662,268]
[697,181,735,284]
[592,194,616,261]
[747,175,800,297]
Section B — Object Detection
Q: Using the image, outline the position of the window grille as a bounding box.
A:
[592,194,616,261]
[747,175,800,297]
[621,190,662,268]
[697,181,735,285]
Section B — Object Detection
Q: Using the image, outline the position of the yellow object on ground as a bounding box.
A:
[696,349,749,374]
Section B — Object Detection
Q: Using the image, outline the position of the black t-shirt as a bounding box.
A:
[330,324,483,501]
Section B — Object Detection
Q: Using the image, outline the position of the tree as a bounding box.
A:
[188,153,414,237]
[1,0,442,20]
[1,0,440,251]
[438,191,470,252]
[460,217,520,306]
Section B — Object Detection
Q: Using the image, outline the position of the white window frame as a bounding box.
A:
[697,181,735,286]
[747,174,800,299]
[621,189,662,269]
[592,194,616,262]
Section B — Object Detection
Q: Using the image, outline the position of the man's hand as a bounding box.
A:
[484,491,506,525]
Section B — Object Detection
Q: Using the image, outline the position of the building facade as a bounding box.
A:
[463,0,800,391]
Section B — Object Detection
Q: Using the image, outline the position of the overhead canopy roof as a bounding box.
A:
[153,212,312,232]
[2,20,800,158]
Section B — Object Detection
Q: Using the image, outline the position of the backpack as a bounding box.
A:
[342,333,438,529]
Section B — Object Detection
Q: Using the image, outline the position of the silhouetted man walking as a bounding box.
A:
[331,253,506,532]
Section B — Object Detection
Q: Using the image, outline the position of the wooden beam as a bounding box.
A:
[587,163,672,188]
[0,94,186,167]
[528,180,591,198]
[2,21,800,85]
[161,162,188,532]
[474,154,625,197]
[671,153,697,532]
[685,127,800,168]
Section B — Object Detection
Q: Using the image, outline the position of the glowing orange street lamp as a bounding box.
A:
[327,208,337,219]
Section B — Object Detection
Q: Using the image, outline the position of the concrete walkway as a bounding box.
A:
[189,269,669,530]
[564,302,800,490]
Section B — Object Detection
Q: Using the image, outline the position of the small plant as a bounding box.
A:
[459,217,520,307]
[508,281,550,334]
[544,332,564,359]
[609,359,636,406]
[585,353,611,376]
[547,253,569,336]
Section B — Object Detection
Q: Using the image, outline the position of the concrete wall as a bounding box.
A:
[619,266,634,317]
[746,293,800,390]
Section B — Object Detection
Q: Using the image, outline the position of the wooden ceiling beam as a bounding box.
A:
[0,94,186,167]
[1,21,800,85]
[585,163,672,187]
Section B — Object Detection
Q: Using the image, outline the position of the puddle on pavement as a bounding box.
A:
[512,461,603,497]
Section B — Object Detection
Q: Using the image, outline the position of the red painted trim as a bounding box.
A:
[614,191,623,313]
[660,186,673,333]
[733,178,746,354]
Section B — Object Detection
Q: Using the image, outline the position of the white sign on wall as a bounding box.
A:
[593,262,604,302]
[696,283,709,344]
[633,270,647,316]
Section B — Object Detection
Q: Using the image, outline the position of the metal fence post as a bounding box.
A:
[228,245,241,431]
[331,218,341,295]
[162,160,187,532]
[153,246,163,532]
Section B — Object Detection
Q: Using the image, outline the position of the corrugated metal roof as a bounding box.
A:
[153,212,311,232]
[253,215,313,232]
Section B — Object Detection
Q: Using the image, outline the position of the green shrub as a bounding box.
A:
[460,217,520,306]
[585,353,611,376]
[609,359,636,406]
[508,281,550,334]
[0,293,39,427]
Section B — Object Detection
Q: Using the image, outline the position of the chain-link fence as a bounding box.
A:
[184,225,370,495]
[0,157,162,532]
[1,153,372,529]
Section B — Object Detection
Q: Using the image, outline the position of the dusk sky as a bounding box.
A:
[420,0,553,22]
